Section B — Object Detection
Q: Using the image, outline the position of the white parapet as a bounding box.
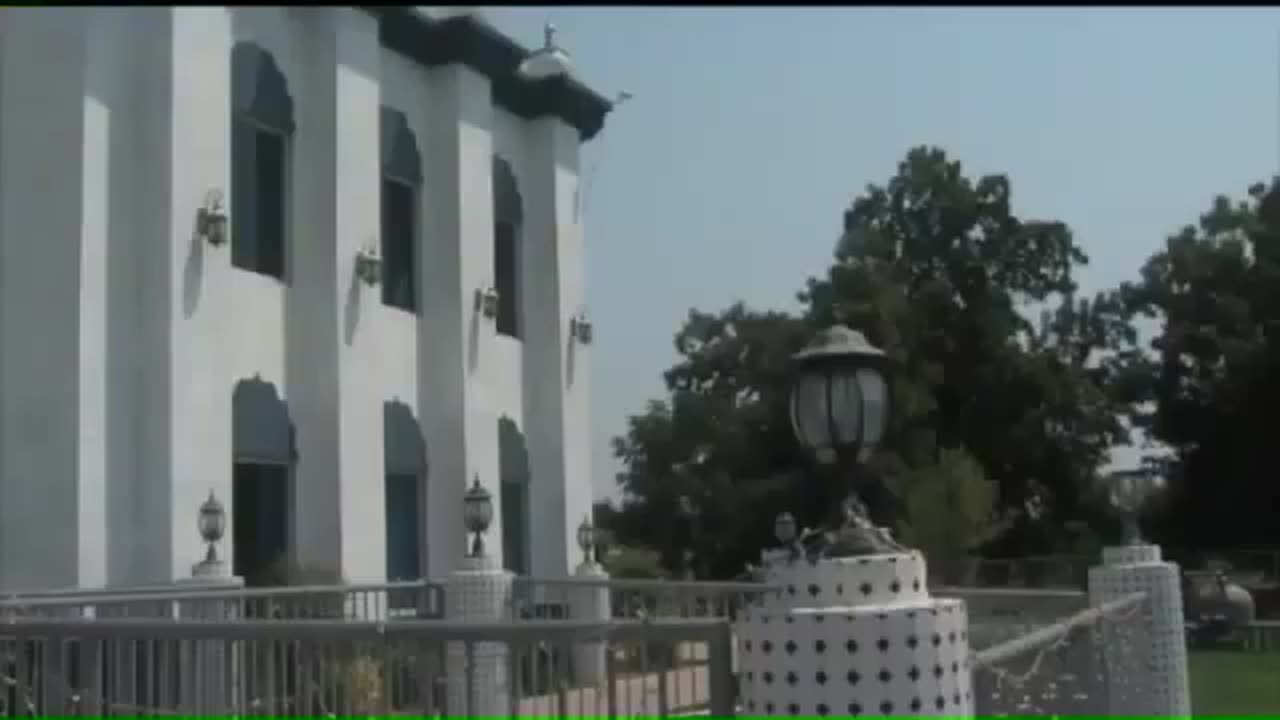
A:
[1088,544,1191,716]
[737,551,975,717]
[445,555,514,716]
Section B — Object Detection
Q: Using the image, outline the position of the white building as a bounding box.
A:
[0,7,611,591]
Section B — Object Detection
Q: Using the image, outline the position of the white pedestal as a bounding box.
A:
[176,572,244,715]
[569,561,610,685]
[445,555,514,716]
[737,551,975,717]
[1088,544,1190,716]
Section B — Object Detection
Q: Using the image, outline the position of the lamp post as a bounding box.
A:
[576,516,597,566]
[197,491,227,565]
[786,324,897,558]
[463,475,494,558]
[1107,468,1166,546]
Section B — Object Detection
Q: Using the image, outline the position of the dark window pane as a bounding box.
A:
[230,119,258,271]
[381,178,417,311]
[255,129,287,279]
[494,221,518,337]
[501,481,527,575]
[385,473,422,581]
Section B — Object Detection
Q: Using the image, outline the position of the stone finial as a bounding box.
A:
[544,22,557,50]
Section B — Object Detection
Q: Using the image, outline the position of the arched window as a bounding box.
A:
[380,107,423,312]
[231,42,294,280]
[498,416,530,575]
[492,155,523,338]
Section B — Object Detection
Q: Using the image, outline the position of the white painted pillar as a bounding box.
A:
[161,7,237,583]
[0,8,109,592]
[737,552,975,718]
[1088,544,1190,716]
[570,561,611,685]
[522,117,590,577]
[445,554,514,715]
[289,7,386,583]
[420,63,502,573]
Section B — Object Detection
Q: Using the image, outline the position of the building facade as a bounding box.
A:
[0,7,610,591]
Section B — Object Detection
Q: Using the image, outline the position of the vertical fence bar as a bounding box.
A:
[707,622,735,718]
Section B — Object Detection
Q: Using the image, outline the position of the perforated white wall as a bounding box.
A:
[739,552,975,717]
[1088,544,1190,716]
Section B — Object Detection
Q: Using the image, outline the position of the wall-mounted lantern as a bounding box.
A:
[355,244,382,287]
[196,189,229,247]
[475,286,500,319]
[570,312,594,345]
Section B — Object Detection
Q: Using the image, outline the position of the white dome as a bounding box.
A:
[517,23,575,80]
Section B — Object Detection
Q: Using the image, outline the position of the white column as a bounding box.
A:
[1088,544,1190,716]
[570,560,611,685]
[162,7,237,583]
[420,64,502,573]
[289,7,386,583]
[737,552,975,718]
[0,8,108,591]
[522,117,590,577]
[445,554,514,715]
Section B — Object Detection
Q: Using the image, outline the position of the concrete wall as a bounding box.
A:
[0,7,592,591]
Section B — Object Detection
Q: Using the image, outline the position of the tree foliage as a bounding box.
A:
[1119,181,1280,549]
[603,147,1137,578]
[896,447,1007,585]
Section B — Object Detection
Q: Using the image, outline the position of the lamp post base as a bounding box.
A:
[738,551,974,717]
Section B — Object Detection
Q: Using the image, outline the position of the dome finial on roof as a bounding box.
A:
[517,19,575,81]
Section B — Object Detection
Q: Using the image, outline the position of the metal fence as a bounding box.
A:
[0,577,1183,718]
[1,580,446,622]
[0,617,735,717]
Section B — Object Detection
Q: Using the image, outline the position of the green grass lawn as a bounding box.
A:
[1190,649,1280,715]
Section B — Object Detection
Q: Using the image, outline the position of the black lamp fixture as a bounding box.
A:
[774,512,797,546]
[463,475,494,557]
[1107,469,1166,546]
[789,325,891,465]
[196,189,229,247]
[197,491,227,565]
[576,516,596,565]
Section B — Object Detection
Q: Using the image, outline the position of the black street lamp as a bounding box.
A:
[577,516,597,565]
[197,491,227,565]
[463,475,494,558]
[786,325,902,558]
[789,325,891,465]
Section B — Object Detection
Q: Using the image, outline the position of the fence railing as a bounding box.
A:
[0,616,735,717]
[971,591,1149,716]
[509,576,773,621]
[1,580,446,623]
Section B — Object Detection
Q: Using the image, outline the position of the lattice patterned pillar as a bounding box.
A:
[1088,544,1190,716]
[737,552,975,718]
[444,555,514,716]
[569,561,610,685]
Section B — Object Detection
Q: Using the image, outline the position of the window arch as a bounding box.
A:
[380,107,423,312]
[492,155,523,338]
[231,42,294,280]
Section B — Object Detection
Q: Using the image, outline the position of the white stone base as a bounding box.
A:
[1088,544,1190,716]
[738,552,974,717]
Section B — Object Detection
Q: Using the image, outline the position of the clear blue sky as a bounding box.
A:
[485,7,1280,500]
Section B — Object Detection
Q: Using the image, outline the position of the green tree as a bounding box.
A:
[1116,181,1280,548]
[896,448,1008,585]
[603,146,1135,577]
